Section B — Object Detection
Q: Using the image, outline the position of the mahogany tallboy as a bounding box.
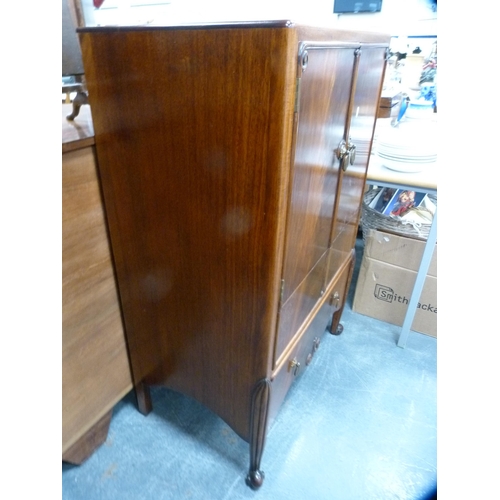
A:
[78,21,389,488]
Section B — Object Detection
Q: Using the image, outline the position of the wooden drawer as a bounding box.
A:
[268,261,351,425]
[275,251,329,365]
[326,249,352,315]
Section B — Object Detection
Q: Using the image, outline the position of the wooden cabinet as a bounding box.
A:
[62,104,133,463]
[78,21,389,487]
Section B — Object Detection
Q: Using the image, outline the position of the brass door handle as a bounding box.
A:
[348,143,356,165]
[336,139,357,171]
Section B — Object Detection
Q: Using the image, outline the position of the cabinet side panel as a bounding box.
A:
[79,27,296,440]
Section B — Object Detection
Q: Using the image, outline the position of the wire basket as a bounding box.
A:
[361,187,437,242]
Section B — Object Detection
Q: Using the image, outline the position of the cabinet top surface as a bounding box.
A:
[78,20,294,32]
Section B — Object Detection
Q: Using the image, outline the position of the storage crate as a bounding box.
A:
[361,187,436,242]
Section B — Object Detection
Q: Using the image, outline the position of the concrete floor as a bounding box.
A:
[62,238,437,499]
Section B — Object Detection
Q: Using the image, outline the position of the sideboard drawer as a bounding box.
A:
[269,261,351,425]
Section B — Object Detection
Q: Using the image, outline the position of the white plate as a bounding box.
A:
[377,153,437,163]
[377,149,437,159]
[377,142,437,151]
[377,147,436,156]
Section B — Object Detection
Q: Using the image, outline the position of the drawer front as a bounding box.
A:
[268,262,351,425]
[327,252,351,315]
[275,250,329,365]
[323,225,355,294]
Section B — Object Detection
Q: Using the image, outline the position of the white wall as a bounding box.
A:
[164,0,336,24]
[90,0,436,37]
[335,0,436,36]
[93,0,336,26]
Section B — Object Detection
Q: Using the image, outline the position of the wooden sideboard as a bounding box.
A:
[62,104,133,463]
[78,21,389,487]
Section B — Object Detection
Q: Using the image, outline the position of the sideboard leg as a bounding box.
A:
[246,379,271,489]
[135,382,153,415]
[66,91,89,121]
[329,249,356,336]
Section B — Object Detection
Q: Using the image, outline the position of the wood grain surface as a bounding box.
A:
[62,132,132,455]
[80,25,297,440]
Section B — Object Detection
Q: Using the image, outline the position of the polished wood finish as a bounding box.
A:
[332,47,388,246]
[79,22,388,485]
[62,104,133,459]
[80,25,298,443]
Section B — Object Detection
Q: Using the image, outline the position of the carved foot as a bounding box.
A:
[330,323,344,336]
[247,379,270,489]
[329,312,343,335]
[246,469,265,489]
[66,91,89,121]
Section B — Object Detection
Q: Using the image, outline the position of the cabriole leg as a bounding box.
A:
[246,379,271,489]
[329,249,356,336]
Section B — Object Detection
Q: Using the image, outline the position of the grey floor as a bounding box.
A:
[62,237,437,500]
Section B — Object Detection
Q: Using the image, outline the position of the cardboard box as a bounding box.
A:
[353,229,437,337]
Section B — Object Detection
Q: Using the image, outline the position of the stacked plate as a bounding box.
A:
[375,121,437,173]
[349,119,379,158]
[354,139,372,157]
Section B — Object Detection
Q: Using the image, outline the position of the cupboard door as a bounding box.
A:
[327,46,387,284]
[276,45,357,363]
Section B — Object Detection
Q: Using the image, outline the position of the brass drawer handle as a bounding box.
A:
[333,291,340,306]
[313,336,321,352]
[289,357,301,376]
